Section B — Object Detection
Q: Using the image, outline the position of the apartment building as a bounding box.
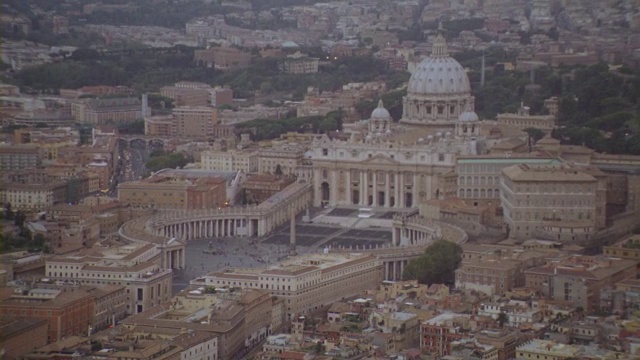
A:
[500,164,602,241]
[173,106,217,138]
[454,156,560,207]
[201,149,258,173]
[144,114,175,137]
[196,253,382,320]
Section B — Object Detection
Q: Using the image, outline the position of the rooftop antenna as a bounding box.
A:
[530,64,536,85]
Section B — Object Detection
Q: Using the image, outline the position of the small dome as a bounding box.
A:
[371,99,391,119]
[458,110,479,122]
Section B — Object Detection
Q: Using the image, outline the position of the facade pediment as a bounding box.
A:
[362,154,400,165]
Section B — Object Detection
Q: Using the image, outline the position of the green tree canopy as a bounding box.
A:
[402,240,462,285]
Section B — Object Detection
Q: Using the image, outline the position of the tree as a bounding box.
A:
[313,342,326,354]
[524,127,545,143]
[402,240,462,285]
[4,203,14,220]
[91,341,103,352]
[497,312,508,328]
[14,210,26,228]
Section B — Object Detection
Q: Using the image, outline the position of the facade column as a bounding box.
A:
[385,172,391,207]
[384,261,389,281]
[398,173,405,208]
[359,171,365,206]
[346,170,351,205]
[364,172,369,206]
[330,170,338,206]
[394,173,399,208]
[372,172,378,207]
[413,173,420,205]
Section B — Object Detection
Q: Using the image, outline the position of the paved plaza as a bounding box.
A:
[171,207,401,294]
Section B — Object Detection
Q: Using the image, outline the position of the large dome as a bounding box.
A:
[400,32,474,126]
[407,34,470,96]
[408,57,470,95]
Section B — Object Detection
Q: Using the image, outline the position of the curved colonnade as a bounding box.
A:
[118,179,467,282]
[119,181,312,242]
[118,181,312,270]
[333,216,468,281]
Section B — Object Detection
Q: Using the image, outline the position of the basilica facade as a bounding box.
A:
[310,33,482,209]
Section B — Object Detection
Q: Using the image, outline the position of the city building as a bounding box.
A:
[603,234,640,261]
[118,176,227,210]
[211,86,233,107]
[0,144,42,171]
[242,175,295,205]
[194,47,252,70]
[0,179,66,212]
[0,317,49,359]
[421,313,470,357]
[258,144,306,176]
[71,97,145,126]
[500,164,603,241]
[453,155,561,207]
[194,253,382,320]
[160,81,212,107]
[308,35,490,209]
[279,52,319,74]
[144,114,176,137]
[13,127,79,162]
[121,288,271,360]
[497,104,556,135]
[0,288,95,343]
[516,339,580,360]
[173,106,217,138]
[201,149,259,173]
[524,255,637,311]
[44,241,176,315]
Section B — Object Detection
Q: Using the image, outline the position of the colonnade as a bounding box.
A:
[319,170,439,209]
[160,218,254,240]
[354,171,410,208]
[382,259,410,281]
[164,248,185,269]
[146,181,312,241]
